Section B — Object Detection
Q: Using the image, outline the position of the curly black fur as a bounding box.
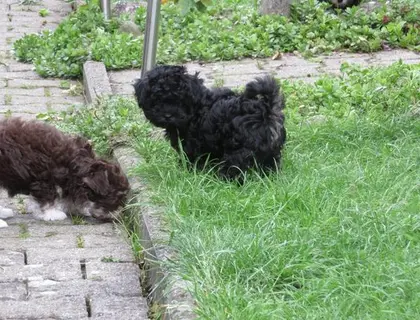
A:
[134,65,286,180]
[323,0,361,9]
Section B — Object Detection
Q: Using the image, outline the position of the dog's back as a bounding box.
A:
[0,118,88,196]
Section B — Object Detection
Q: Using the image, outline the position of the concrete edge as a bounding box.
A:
[82,61,197,320]
[83,61,113,103]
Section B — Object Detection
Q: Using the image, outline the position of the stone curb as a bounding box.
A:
[83,61,113,103]
[83,61,196,320]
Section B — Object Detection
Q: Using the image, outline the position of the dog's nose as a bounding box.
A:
[164,114,171,119]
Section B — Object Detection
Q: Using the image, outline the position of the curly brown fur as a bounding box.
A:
[134,65,286,180]
[0,118,129,223]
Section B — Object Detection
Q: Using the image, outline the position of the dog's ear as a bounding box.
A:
[82,162,110,196]
[74,136,94,156]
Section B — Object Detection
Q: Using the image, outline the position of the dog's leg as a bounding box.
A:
[27,182,68,221]
[220,149,253,181]
[42,206,68,221]
[0,219,8,228]
[26,197,67,221]
[0,206,14,219]
[0,206,15,228]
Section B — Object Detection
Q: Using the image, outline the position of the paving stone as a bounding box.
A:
[0,112,37,120]
[10,4,72,15]
[111,83,134,95]
[8,78,71,88]
[27,270,141,299]
[0,233,87,250]
[0,71,43,80]
[322,56,371,70]
[85,261,141,296]
[272,64,322,79]
[0,263,82,282]
[24,223,116,238]
[26,246,135,264]
[90,295,149,320]
[210,59,267,75]
[6,63,35,72]
[8,95,80,105]
[373,58,420,66]
[0,224,22,238]
[372,49,420,62]
[3,87,45,96]
[265,54,320,68]
[0,249,24,266]
[108,69,140,84]
[0,296,89,319]
[0,282,27,301]
[0,104,68,113]
[47,86,81,97]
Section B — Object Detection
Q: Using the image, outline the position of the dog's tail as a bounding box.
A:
[243,75,285,110]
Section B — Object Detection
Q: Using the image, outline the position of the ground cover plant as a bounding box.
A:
[47,61,420,318]
[13,0,420,78]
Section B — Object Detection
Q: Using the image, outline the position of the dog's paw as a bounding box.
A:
[42,209,68,221]
[0,207,14,219]
[0,219,8,228]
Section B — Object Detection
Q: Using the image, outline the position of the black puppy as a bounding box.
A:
[134,65,286,180]
[323,0,361,9]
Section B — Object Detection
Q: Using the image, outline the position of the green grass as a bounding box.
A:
[50,61,419,318]
[13,0,420,78]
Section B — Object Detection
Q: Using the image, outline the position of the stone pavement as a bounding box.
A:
[0,0,148,319]
[109,49,420,96]
[0,0,84,120]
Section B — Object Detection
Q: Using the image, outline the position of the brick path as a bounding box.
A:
[0,1,148,319]
[0,0,84,119]
[109,49,420,96]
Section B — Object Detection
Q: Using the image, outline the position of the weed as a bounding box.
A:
[4,110,12,118]
[39,8,49,17]
[20,0,40,5]
[213,77,225,88]
[20,84,38,89]
[59,80,71,89]
[16,197,27,214]
[62,83,83,96]
[76,235,85,248]
[101,256,121,263]
[18,223,30,239]
[71,215,87,225]
[256,60,265,70]
[4,94,12,105]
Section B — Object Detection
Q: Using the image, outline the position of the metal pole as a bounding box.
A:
[100,0,111,20]
[141,0,161,78]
